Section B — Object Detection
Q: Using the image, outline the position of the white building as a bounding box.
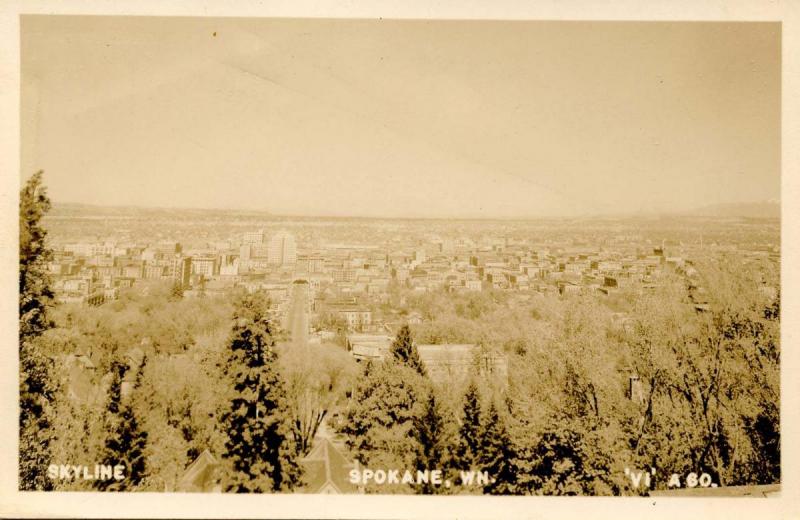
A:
[268,231,297,266]
[220,258,240,276]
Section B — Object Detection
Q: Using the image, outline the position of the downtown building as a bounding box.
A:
[268,231,297,266]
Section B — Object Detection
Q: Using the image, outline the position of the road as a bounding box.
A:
[286,281,310,348]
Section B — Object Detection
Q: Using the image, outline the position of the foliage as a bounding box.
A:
[219,290,302,492]
[19,171,57,490]
[454,381,482,471]
[390,324,426,376]
[628,261,781,488]
[168,280,184,301]
[523,414,619,495]
[278,342,359,455]
[340,359,429,492]
[96,361,148,491]
[477,401,519,494]
[135,349,228,491]
[20,170,54,338]
[411,392,452,494]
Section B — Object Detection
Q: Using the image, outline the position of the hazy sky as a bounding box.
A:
[21,17,780,218]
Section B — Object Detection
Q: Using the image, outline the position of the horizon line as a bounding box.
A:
[44,199,781,222]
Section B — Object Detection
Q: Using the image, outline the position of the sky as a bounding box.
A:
[20,17,780,218]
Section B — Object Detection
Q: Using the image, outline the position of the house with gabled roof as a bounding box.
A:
[301,438,360,494]
[176,449,221,492]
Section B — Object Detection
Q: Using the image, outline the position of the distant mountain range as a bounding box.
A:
[47,200,781,220]
[689,199,780,219]
[47,202,273,219]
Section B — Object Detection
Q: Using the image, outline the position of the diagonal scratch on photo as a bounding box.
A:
[18,16,780,496]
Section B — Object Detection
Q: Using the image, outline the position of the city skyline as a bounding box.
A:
[22,17,780,218]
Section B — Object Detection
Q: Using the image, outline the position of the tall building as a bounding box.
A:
[440,239,455,255]
[268,231,297,266]
[243,229,265,245]
[251,244,270,258]
[220,258,240,276]
[170,256,192,288]
[191,256,218,278]
[239,244,252,262]
[308,255,325,273]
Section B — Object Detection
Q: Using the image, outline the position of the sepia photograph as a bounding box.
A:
[4,2,798,518]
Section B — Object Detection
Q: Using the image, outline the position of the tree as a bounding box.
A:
[97,361,148,491]
[168,280,184,301]
[278,342,359,455]
[341,360,428,492]
[477,401,519,494]
[454,381,482,472]
[390,324,426,376]
[340,361,376,458]
[133,348,229,492]
[472,260,783,496]
[19,170,57,490]
[50,394,107,491]
[412,391,451,494]
[628,260,781,490]
[20,170,54,339]
[525,415,617,495]
[219,290,302,492]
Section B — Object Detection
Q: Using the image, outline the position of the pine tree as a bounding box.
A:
[168,280,184,301]
[20,170,54,339]
[454,381,482,473]
[412,391,450,494]
[390,324,426,376]
[220,290,302,492]
[97,361,148,491]
[477,401,518,494]
[18,170,56,490]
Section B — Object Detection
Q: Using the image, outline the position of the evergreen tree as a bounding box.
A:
[168,280,184,301]
[454,381,482,472]
[18,170,56,490]
[20,170,54,339]
[412,391,450,494]
[342,360,425,467]
[220,290,302,492]
[477,401,518,494]
[522,412,618,495]
[390,324,426,376]
[97,361,148,491]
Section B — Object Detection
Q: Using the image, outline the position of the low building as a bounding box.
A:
[416,344,508,383]
[191,256,218,277]
[347,334,393,362]
[558,281,582,295]
[143,264,166,279]
[338,309,372,331]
